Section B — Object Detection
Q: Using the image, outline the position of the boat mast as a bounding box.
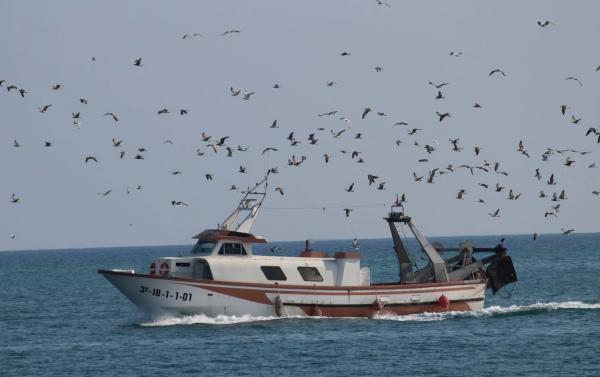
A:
[405,221,449,282]
[385,209,415,283]
[219,174,269,233]
[386,205,449,283]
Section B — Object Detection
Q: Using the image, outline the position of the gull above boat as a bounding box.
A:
[99,175,517,318]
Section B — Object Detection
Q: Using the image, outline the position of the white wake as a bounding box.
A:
[374,301,600,322]
[138,301,600,326]
[139,313,280,327]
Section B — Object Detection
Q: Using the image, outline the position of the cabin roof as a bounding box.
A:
[192,229,267,243]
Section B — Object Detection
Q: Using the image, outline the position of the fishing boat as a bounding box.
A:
[98,176,517,318]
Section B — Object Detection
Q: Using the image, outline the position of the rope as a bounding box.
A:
[262,202,393,210]
[397,222,417,267]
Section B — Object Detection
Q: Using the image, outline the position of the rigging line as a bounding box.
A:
[399,222,417,267]
[360,247,394,253]
[263,202,393,210]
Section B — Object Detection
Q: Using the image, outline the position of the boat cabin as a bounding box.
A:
[148,229,371,287]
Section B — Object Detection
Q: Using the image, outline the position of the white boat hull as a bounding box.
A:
[99,269,486,317]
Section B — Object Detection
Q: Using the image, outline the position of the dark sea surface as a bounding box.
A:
[1,233,599,376]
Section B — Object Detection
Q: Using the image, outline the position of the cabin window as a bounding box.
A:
[260,266,287,281]
[218,243,247,256]
[190,241,216,255]
[297,267,324,282]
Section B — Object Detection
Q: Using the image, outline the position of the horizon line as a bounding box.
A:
[1,230,598,253]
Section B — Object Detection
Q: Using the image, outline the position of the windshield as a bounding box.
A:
[190,241,216,255]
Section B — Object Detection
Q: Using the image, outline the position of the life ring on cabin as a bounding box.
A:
[159,262,170,276]
[149,262,156,275]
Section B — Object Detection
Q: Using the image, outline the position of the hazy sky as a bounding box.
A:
[2,1,599,251]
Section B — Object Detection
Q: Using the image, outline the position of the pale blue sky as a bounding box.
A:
[2,1,599,251]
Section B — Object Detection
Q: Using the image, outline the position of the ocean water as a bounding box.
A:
[1,233,599,376]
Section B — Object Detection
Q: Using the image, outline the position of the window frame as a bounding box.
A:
[297,266,324,282]
[218,242,248,256]
[260,266,287,281]
[190,241,217,255]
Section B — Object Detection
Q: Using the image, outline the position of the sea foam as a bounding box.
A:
[138,301,600,326]
[374,301,600,322]
[139,313,280,327]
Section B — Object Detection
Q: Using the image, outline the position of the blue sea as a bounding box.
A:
[2,233,599,376]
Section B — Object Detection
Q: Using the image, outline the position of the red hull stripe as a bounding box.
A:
[180,282,477,297]
[99,269,482,306]
[297,301,476,317]
[284,298,483,308]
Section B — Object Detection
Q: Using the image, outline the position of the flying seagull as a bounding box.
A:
[318,111,338,117]
[428,81,449,88]
[104,112,118,122]
[488,69,506,77]
[171,201,189,207]
[182,33,202,39]
[436,111,451,122]
[375,0,391,7]
[38,104,52,113]
[537,20,553,27]
[565,76,583,86]
[221,29,241,36]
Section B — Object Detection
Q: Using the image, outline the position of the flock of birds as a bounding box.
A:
[5,8,600,243]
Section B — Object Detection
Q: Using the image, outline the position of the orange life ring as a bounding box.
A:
[159,262,170,276]
[438,294,450,309]
[149,262,156,275]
